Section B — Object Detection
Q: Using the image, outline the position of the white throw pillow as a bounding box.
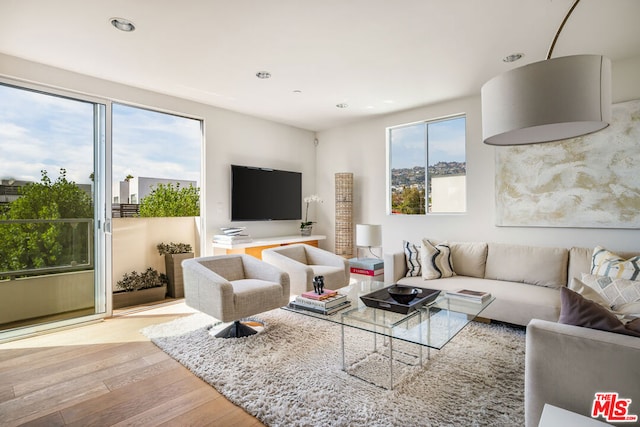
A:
[591,246,640,281]
[403,240,421,277]
[421,239,455,280]
[581,273,640,309]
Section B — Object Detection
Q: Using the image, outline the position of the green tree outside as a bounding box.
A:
[139,183,200,217]
[0,169,93,277]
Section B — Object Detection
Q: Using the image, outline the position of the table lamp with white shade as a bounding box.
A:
[355,224,382,259]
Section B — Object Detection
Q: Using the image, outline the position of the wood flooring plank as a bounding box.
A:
[0,302,263,427]
[13,342,156,396]
[109,381,217,427]
[60,362,188,424]
[65,373,206,426]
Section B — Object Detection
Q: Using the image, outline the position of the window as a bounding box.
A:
[388,115,466,215]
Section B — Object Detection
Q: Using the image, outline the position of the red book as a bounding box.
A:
[300,289,338,300]
[350,267,384,276]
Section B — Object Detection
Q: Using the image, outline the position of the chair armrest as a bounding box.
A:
[262,249,313,295]
[241,254,290,296]
[304,245,350,284]
[525,319,640,427]
[384,251,407,283]
[182,257,234,321]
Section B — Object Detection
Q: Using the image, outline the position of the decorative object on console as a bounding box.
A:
[495,99,640,228]
[355,224,382,259]
[335,172,353,257]
[481,0,611,145]
[301,194,322,236]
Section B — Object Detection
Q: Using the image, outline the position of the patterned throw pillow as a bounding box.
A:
[581,273,640,309]
[421,239,455,280]
[591,246,640,281]
[403,240,421,277]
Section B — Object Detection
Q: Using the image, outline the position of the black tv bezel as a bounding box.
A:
[230,164,302,222]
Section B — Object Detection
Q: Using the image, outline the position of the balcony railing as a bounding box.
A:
[0,218,93,280]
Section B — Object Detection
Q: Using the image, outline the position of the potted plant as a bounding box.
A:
[157,242,194,298]
[300,194,322,236]
[113,267,168,309]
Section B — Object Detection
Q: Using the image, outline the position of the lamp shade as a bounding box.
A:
[356,224,382,247]
[481,54,611,146]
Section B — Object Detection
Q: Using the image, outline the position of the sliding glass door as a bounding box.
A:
[0,80,109,340]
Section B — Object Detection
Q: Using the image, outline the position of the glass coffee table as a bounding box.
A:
[284,281,494,389]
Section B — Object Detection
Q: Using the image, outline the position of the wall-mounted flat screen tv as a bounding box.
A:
[231,165,302,221]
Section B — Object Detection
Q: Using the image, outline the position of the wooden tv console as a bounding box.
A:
[212,235,326,260]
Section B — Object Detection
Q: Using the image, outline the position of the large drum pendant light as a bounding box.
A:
[481,0,611,146]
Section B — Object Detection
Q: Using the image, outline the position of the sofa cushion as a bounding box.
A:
[421,239,454,279]
[450,241,487,278]
[568,277,611,308]
[591,246,640,281]
[484,243,568,288]
[403,240,421,277]
[559,287,640,337]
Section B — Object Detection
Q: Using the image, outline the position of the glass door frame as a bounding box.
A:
[0,77,112,342]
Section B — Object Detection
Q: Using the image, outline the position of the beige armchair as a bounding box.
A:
[182,254,290,338]
[262,244,350,296]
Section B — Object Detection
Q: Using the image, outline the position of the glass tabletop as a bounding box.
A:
[283,280,494,350]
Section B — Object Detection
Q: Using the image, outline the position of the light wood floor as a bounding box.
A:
[0,302,265,427]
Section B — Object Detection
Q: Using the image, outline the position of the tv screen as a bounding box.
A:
[231,165,302,221]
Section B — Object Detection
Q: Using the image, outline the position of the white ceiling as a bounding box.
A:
[1,0,639,131]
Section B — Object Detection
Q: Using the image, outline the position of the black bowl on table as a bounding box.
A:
[387,285,420,304]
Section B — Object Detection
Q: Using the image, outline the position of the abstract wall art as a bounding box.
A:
[495,99,640,228]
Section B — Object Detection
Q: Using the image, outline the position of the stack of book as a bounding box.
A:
[349,257,384,277]
[289,290,351,315]
[445,289,491,303]
[213,227,252,244]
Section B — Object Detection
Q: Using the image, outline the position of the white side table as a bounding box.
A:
[538,404,610,427]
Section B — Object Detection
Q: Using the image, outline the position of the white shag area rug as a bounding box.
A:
[142,309,525,427]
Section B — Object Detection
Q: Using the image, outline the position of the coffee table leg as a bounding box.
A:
[341,323,346,371]
[389,334,393,390]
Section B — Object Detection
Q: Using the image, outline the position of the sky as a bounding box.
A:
[0,83,201,189]
[389,116,466,169]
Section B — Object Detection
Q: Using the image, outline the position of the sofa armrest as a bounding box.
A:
[525,319,640,427]
[384,251,407,283]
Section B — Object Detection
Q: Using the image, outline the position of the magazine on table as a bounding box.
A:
[445,289,491,303]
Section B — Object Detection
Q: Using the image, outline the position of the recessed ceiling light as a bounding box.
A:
[256,71,271,79]
[503,53,524,63]
[336,103,348,109]
[293,90,302,94]
[110,17,135,32]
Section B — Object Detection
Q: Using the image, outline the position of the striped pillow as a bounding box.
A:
[421,239,455,280]
[403,241,421,277]
[591,246,640,281]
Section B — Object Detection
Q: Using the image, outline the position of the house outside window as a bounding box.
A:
[388,115,466,215]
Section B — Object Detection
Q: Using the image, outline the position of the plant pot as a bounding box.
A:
[113,284,167,309]
[301,226,312,236]
[164,252,194,298]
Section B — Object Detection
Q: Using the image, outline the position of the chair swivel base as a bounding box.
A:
[215,320,258,338]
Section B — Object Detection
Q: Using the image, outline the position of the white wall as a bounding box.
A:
[316,55,640,253]
[0,53,317,256]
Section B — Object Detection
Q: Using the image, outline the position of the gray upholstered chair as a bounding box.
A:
[262,244,350,296]
[182,254,290,338]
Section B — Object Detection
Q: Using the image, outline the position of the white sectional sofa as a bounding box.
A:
[386,241,640,426]
[385,241,572,326]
